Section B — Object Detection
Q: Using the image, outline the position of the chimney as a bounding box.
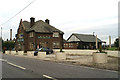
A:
[30,17,35,28]
[10,29,12,41]
[45,19,49,24]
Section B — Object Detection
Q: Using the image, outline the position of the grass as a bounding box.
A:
[106,47,118,51]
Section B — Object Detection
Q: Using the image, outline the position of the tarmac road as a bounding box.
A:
[1,54,119,80]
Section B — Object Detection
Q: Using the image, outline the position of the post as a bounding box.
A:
[109,36,111,48]
[1,27,2,38]
[96,35,98,49]
[118,36,120,51]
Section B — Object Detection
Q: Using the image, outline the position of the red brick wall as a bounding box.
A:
[23,32,63,51]
[63,42,78,49]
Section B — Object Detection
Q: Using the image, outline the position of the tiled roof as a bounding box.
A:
[22,20,64,34]
[69,33,102,42]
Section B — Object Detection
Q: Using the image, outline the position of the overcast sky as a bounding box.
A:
[0,0,119,44]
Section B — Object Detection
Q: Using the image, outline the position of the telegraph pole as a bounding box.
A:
[0,27,2,53]
[1,27,2,38]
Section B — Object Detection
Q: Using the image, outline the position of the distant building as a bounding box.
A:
[15,17,64,52]
[64,33,104,49]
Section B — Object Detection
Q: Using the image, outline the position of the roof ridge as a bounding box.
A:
[73,33,94,36]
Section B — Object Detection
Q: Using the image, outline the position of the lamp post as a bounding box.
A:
[96,35,98,49]
[109,36,111,48]
[0,27,2,52]
[1,27,2,38]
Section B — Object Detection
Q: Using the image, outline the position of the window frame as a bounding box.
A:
[53,32,59,37]
[29,32,34,37]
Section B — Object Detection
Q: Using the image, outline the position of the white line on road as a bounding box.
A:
[1,59,26,70]
[7,62,26,70]
[0,59,7,62]
[43,74,58,80]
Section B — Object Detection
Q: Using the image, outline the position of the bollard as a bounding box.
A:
[93,53,107,63]
[55,52,66,60]
[37,52,46,59]
[11,51,16,55]
[5,51,10,54]
[18,51,24,56]
[27,51,34,57]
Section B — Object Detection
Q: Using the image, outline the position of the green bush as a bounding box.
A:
[60,48,64,52]
[97,45,107,54]
[41,48,44,52]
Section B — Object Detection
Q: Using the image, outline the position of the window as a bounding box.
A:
[29,42,34,50]
[53,42,60,48]
[29,32,34,37]
[53,32,59,37]
[19,33,23,38]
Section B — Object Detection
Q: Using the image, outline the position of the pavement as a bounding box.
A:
[1,54,119,79]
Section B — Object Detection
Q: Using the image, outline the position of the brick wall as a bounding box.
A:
[23,32,63,51]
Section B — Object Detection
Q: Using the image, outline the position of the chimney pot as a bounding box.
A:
[30,17,35,27]
[45,19,49,24]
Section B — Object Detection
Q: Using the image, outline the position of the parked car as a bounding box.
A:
[34,48,53,54]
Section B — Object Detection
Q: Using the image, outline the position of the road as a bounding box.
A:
[1,54,118,79]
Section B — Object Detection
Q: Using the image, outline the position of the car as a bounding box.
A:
[34,48,53,55]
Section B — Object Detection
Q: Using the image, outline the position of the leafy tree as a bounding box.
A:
[2,41,15,50]
[114,38,119,47]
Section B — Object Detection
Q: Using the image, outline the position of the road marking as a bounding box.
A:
[43,74,58,80]
[0,59,7,62]
[0,59,26,70]
[7,62,26,70]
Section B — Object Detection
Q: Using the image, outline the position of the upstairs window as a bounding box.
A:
[29,32,34,37]
[53,32,59,37]
[19,33,23,38]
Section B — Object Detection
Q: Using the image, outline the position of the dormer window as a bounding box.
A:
[53,32,59,37]
[29,32,34,37]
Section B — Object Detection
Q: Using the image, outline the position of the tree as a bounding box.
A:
[114,38,119,47]
[2,41,15,50]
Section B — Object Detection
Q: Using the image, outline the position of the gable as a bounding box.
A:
[67,35,80,42]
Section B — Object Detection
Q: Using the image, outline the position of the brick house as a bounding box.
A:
[15,17,64,52]
[64,33,104,49]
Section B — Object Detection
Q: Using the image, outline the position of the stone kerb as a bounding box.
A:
[37,52,46,59]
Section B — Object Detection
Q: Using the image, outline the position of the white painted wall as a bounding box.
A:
[68,35,80,42]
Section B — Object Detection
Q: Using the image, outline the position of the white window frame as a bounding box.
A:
[53,32,59,37]
[29,32,34,37]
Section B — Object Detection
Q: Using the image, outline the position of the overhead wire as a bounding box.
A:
[1,0,36,25]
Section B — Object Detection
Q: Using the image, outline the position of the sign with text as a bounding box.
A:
[38,36,51,39]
